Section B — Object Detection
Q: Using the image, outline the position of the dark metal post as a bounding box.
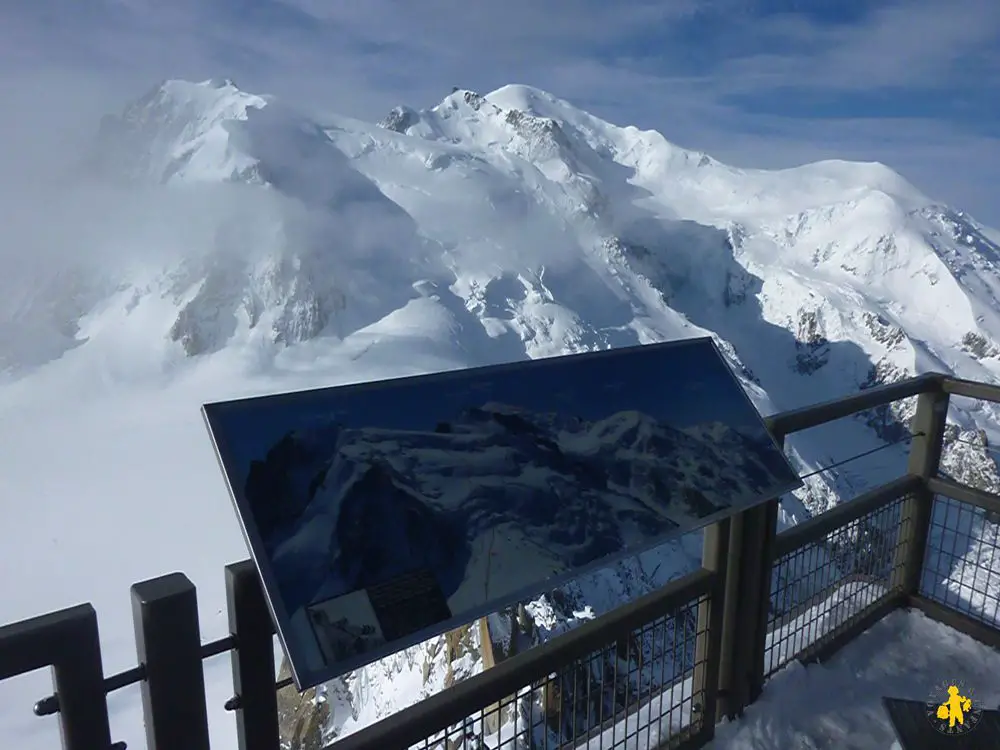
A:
[131,573,211,750]
[693,517,730,733]
[737,427,787,708]
[892,387,950,594]
[746,496,780,704]
[225,560,279,750]
[708,511,743,721]
[0,604,113,750]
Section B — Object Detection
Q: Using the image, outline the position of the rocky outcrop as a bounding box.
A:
[277,658,329,750]
[860,311,906,350]
[378,106,418,133]
[793,309,831,374]
[857,358,914,443]
[961,331,999,360]
[940,425,1000,502]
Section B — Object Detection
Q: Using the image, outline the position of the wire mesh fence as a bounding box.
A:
[395,592,711,750]
[763,492,910,677]
[921,494,1000,629]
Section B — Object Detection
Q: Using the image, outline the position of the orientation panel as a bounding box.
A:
[203,338,801,689]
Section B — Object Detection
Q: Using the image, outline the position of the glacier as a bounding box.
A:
[1,76,1000,749]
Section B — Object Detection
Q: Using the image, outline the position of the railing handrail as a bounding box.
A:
[928,475,1000,516]
[764,371,943,438]
[942,375,1000,401]
[772,474,923,559]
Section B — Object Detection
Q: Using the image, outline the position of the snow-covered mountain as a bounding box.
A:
[58,78,1000,503]
[4,77,1000,747]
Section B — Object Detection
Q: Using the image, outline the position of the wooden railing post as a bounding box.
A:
[892,387,950,595]
[131,573,212,750]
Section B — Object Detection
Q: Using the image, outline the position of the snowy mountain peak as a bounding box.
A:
[374,84,934,233]
[78,80,441,359]
[377,105,419,133]
[18,77,1000,412]
[92,78,270,184]
[149,76,255,105]
[381,85,582,150]
[204,77,239,89]
[484,84,569,115]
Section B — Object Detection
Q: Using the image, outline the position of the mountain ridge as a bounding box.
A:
[6,76,1000,745]
[17,73,1000,559]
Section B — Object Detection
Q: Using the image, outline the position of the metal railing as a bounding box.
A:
[337,565,721,750]
[763,476,917,679]
[3,372,1000,750]
[920,477,1000,641]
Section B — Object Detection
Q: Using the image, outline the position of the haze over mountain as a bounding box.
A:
[2,77,999,748]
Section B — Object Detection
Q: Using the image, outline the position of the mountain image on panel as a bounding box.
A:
[14,74,1000,740]
[249,401,788,628]
[210,339,799,682]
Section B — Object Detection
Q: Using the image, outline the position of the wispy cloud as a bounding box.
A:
[701,0,998,93]
[1,0,998,223]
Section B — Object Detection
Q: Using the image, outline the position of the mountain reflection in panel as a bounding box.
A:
[203,338,801,688]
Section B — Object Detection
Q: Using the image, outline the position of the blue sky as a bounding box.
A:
[2,0,998,225]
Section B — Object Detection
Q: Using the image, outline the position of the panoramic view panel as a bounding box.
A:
[205,340,799,683]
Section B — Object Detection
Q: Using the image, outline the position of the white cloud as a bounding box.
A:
[709,0,1000,93]
[0,0,997,224]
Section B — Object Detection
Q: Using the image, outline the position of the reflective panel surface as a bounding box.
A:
[203,338,801,688]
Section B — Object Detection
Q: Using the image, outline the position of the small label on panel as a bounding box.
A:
[366,568,454,641]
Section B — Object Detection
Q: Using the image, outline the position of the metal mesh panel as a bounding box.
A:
[763,493,909,677]
[921,495,1000,628]
[403,592,710,750]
